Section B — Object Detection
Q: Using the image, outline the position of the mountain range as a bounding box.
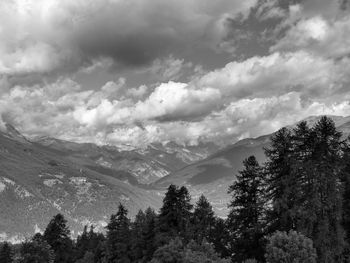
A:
[1,115,349,242]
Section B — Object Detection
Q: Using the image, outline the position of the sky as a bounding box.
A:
[0,0,350,147]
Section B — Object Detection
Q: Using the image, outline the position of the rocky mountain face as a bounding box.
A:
[1,115,349,241]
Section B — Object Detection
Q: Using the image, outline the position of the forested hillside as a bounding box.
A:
[1,116,350,262]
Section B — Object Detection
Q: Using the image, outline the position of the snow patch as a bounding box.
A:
[43,179,62,187]
[0,232,24,244]
[120,194,130,201]
[34,224,43,234]
[0,182,5,192]
[3,177,15,185]
[15,186,33,199]
[96,157,112,168]
[38,172,65,179]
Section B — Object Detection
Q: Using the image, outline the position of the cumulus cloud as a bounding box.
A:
[0,0,350,147]
[2,49,350,147]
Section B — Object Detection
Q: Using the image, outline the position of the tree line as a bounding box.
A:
[1,116,350,262]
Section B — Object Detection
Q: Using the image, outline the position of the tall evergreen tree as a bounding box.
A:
[75,225,105,262]
[43,214,73,263]
[106,203,132,263]
[265,127,297,233]
[20,234,55,263]
[191,195,215,243]
[141,207,157,262]
[130,207,158,262]
[211,218,230,259]
[75,225,90,260]
[265,117,346,262]
[227,156,265,262]
[341,136,350,260]
[0,242,13,263]
[131,209,146,261]
[156,184,193,245]
[299,117,345,262]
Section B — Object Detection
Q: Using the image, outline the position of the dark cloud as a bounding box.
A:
[78,31,176,67]
[0,0,258,78]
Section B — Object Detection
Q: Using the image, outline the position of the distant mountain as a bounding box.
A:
[0,126,218,241]
[154,115,350,216]
[33,137,218,184]
[0,126,163,242]
[1,115,349,240]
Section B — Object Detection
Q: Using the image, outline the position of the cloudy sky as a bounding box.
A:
[0,0,350,147]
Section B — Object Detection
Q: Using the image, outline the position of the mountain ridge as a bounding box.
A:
[1,115,349,241]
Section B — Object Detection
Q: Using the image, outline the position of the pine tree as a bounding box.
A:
[106,203,132,263]
[20,234,55,263]
[131,209,146,261]
[131,207,158,262]
[227,156,265,262]
[264,117,346,262]
[75,225,90,260]
[43,214,73,263]
[156,184,193,245]
[341,136,350,260]
[211,218,230,258]
[0,242,13,263]
[141,207,157,262]
[265,127,297,233]
[299,117,345,262]
[191,195,215,243]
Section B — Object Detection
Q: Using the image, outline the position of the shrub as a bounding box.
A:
[265,231,317,263]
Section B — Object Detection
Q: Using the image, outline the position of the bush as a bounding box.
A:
[151,238,229,263]
[265,231,317,263]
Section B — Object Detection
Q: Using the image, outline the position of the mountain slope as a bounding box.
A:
[0,126,219,240]
[0,127,163,241]
[33,137,218,184]
[154,115,350,216]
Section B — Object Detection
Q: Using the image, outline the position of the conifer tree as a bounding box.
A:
[0,242,13,263]
[299,117,345,262]
[20,234,55,263]
[191,195,215,243]
[227,156,265,262]
[265,117,346,262]
[75,225,90,260]
[141,207,157,262]
[43,214,73,263]
[156,184,193,245]
[131,209,146,261]
[265,127,296,233]
[341,136,350,260]
[106,203,132,263]
[211,218,230,258]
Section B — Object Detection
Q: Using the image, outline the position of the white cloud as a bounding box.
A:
[272,15,350,58]
[1,47,350,147]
